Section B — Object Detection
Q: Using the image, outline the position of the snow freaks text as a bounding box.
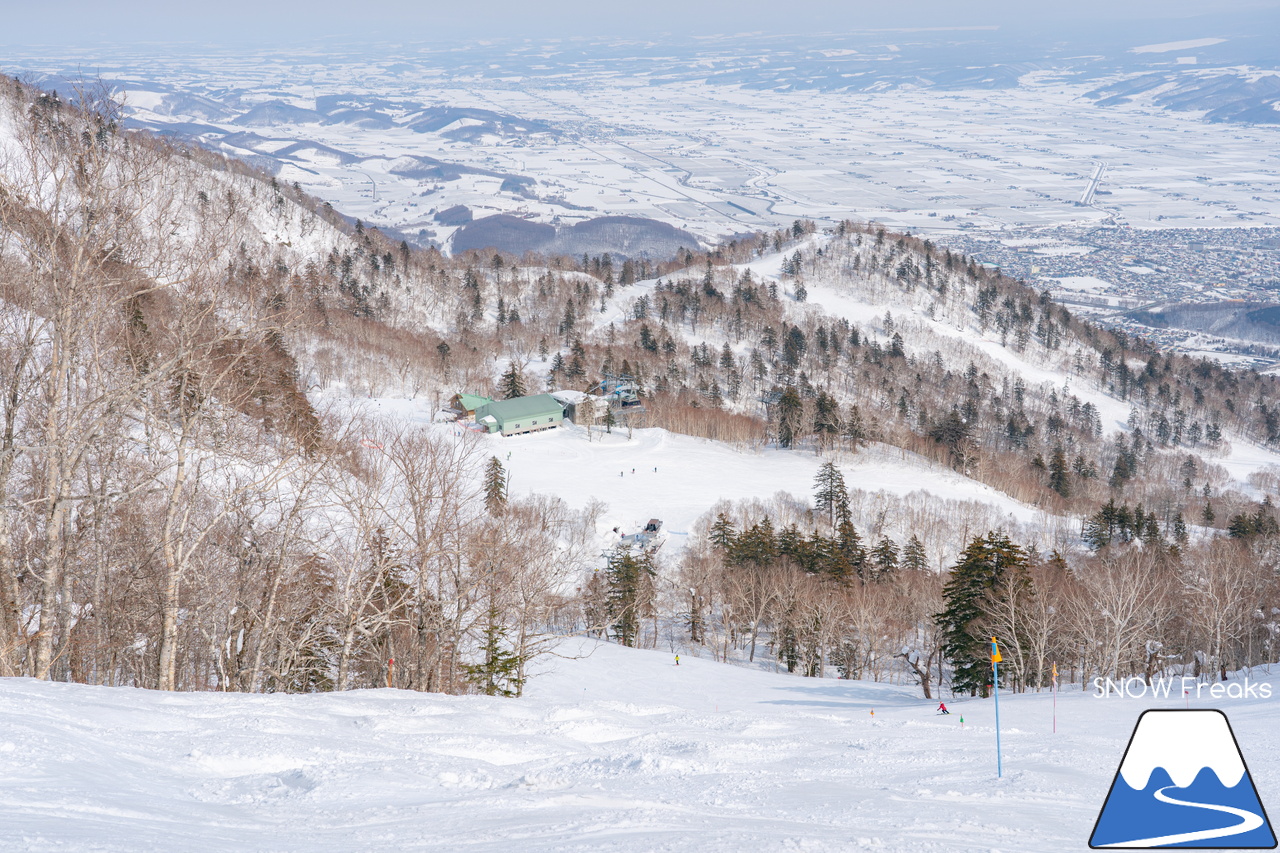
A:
[1092,677,1273,700]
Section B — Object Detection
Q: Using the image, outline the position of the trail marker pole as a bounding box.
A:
[991,637,1003,778]
[1052,661,1058,734]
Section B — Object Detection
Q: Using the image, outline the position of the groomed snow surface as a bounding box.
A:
[3,641,1278,852]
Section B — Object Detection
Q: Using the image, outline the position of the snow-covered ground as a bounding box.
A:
[341,388,1049,564]
[2,640,1277,851]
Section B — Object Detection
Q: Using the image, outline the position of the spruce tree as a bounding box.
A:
[776,385,803,448]
[732,518,777,568]
[1083,499,1120,549]
[499,363,526,399]
[813,461,848,527]
[901,534,928,572]
[843,404,868,447]
[483,456,507,516]
[709,512,737,553]
[463,606,525,697]
[936,532,1029,696]
[1048,444,1070,498]
[605,549,655,647]
[871,537,899,579]
[813,391,840,444]
[834,518,865,581]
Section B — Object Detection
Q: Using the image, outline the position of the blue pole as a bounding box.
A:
[993,660,1002,778]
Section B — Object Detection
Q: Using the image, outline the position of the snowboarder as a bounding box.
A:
[675,655,680,666]
[937,702,949,715]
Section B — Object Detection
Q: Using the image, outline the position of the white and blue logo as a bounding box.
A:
[1090,709,1276,849]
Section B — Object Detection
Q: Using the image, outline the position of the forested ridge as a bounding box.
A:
[2,76,1278,698]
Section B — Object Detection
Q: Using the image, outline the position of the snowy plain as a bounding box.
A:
[10,42,1280,245]
[2,639,1278,852]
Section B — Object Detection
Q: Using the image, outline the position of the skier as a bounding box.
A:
[675,655,680,666]
[937,702,949,715]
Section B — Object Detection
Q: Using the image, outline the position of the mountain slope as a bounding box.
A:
[1,639,1278,851]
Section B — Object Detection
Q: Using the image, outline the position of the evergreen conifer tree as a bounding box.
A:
[463,606,525,697]
[871,537,899,579]
[902,534,928,572]
[777,385,803,448]
[483,456,507,516]
[834,518,865,581]
[843,404,868,447]
[813,391,840,445]
[936,532,1029,696]
[709,512,737,553]
[605,549,656,647]
[733,518,777,568]
[813,461,848,526]
[1048,444,1071,498]
[499,363,526,399]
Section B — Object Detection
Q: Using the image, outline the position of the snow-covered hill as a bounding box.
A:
[2,639,1277,852]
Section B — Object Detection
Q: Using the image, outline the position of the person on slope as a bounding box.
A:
[937,702,949,715]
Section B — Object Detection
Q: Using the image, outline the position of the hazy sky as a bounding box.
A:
[6,0,1280,46]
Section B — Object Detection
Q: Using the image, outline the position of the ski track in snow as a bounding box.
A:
[2,641,1279,852]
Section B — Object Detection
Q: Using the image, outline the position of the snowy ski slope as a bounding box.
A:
[1,639,1277,851]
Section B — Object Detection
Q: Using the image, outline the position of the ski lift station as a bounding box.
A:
[620,519,665,551]
[596,372,643,408]
[548,389,608,425]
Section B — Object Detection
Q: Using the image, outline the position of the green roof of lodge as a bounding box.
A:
[456,393,493,411]
[479,394,564,423]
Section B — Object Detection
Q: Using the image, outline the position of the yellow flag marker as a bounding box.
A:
[991,637,1003,777]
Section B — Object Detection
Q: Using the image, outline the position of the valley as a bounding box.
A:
[9,29,1280,360]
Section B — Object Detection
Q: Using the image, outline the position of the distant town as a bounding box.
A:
[938,225,1280,367]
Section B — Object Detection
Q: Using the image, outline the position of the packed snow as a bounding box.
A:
[341,390,1051,566]
[2,640,1277,851]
